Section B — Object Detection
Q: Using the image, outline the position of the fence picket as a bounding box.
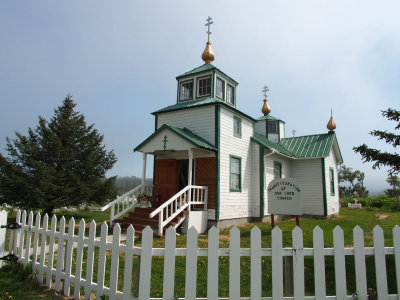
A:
[251,226,261,300]
[123,225,135,300]
[333,225,347,299]
[353,226,368,300]
[185,227,198,300]
[109,223,121,299]
[46,215,57,288]
[292,226,304,300]
[229,226,240,300]
[18,210,27,262]
[24,211,33,264]
[12,210,21,255]
[373,226,389,300]
[96,222,108,298]
[84,220,97,299]
[139,226,153,300]
[63,217,75,296]
[313,226,326,300]
[54,216,66,292]
[272,227,283,300]
[163,226,176,300]
[38,213,48,283]
[31,212,41,273]
[393,226,400,300]
[207,226,219,300]
[74,219,86,299]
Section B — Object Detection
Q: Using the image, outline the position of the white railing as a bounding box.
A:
[2,209,400,299]
[100,183,153,223]
[149,185,208,236]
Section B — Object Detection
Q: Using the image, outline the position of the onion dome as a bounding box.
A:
[327,109,336,131]
[262,99,271,115]
[261,85,271,115]
[202,42,215,64]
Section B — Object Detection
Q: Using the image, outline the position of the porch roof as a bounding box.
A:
[134,124,217,153]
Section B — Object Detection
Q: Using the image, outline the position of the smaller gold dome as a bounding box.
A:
[202,42,215,64]
[327,113,336,131]
[262,99,271,115]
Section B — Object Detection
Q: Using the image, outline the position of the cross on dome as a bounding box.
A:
[262,85,269,99]
[205,16,213,42]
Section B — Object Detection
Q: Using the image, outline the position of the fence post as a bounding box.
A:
[0,210,7,268]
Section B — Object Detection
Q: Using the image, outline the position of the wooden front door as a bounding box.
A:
[195,157,216,209]
[154,159,178,205]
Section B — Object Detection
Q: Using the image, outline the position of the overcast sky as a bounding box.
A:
[1,1,399,194]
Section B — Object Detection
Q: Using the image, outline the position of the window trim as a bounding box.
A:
[230,155,242,192]
[233,116,242,138]
[179,79,194,102]
[196,75,212,98]
[329,167,335,196]
[274,161,282,179]
[226,84,235,106]
[216,77,225,100]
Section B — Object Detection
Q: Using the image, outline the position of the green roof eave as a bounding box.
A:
[251,134,295,157]
[152,97,257,122]
[176,63,239,85]
[256,114,285,123]
[134,124,216,152]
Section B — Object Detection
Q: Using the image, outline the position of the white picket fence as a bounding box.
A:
[1,209,400,300]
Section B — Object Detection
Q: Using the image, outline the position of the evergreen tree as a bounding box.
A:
[353,108,400,176]
[0,95,117,215]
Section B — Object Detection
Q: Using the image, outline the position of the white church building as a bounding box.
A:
[131,18,343,231]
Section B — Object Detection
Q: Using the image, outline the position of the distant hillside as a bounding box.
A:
[115,176,153,194]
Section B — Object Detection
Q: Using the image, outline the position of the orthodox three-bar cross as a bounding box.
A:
[163,135,168,151]
[262,85,269,99]
[205,16,213,42]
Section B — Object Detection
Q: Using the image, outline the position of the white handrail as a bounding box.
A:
[149,185,208,236]
[100,183,153,223]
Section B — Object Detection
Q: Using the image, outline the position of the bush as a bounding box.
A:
[341,195,399,210]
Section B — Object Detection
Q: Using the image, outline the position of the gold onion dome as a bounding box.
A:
[327,110,336,131]
[262,98,271,115]
[202,42,215,64]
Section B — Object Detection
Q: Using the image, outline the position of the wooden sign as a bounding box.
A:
[268,178,302,215]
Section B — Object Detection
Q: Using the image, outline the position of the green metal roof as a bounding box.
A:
[176,63,239,85]
[252,134,294,157]
[280,133,335,158]
[252,132,340,160]
[152,97,257,122]
[257,114,285,123]
[134,124,216,152]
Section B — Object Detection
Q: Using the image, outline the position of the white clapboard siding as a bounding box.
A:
[325,147,340,215]
[157,106,216,145]
[219,107,256,220]
[5,209,400,300]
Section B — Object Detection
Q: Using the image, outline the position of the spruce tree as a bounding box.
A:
[353,108,400,176]
[0,95,117,215]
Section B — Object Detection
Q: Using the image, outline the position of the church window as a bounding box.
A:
[329,167,335,195]
[233,116,242,138]
[274,161,282,178]
[180,80,193,101]
[230,156,241,192]
[268,121,278,134]
[227,84,234,105]
[216,77,225,99]
[197,76,211,97]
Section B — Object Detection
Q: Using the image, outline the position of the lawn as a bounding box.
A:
[1,207,400,298]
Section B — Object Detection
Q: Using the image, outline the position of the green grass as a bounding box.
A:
[0,263,64,300]
[2,207,400,298]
